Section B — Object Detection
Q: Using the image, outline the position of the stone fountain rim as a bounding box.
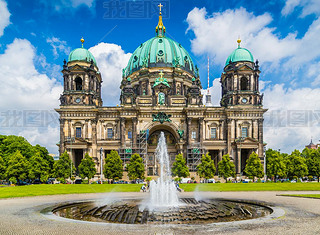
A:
[42,198,285,227]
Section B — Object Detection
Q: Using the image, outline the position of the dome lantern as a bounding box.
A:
[68,37,97,65]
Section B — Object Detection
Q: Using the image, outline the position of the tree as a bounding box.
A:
[78,153,97,183]
[0,155,6,180]
[127,153,145,181]
[29,152,51,183]
[266,149,286,181]
[197,153,216,180]
[303,148,320,182]
[103,150,123,181]
[53,151,75,182]
[218,154,236,181]
[33,144,54,176]
[244,152,264,181]
[172,154,190,178]
[6,150,29,183]
[285,150,308,179]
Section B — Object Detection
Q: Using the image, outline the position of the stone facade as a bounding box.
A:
[56,15,267,179]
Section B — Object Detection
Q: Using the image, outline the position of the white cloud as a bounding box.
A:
[89,42,131,106]
[0,39,63,154]
[186,7,298,68]
[282,0,320,17]
[41,0,96,13]
[46,37,71,58]
[262,83,320,153]
[0,0,10,37]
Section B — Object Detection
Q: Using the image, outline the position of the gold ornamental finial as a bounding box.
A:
[81,37,85,48]
[158,3,163,14]
[237,36,241,48]
[156,3,166,37]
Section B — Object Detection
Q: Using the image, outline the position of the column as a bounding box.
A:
[92,119,97,158]
[59,118,65,155]
[218,150,223,162]
[85,119,89,139]
[227,119,232,155]
[198,117,204,144]
[132,117,137,147]
[187,117,192,145]
[237,148,241,174]
[258,119,264,158]
[120,118,126,147]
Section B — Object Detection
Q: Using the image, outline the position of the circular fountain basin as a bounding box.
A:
[52,198,272,224]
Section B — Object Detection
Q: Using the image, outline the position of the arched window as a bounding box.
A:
[240,77,248,91]
[75,77,82,91]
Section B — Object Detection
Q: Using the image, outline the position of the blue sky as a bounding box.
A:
[1,0,320,154]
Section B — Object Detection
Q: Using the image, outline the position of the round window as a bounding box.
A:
[158,50,164,56]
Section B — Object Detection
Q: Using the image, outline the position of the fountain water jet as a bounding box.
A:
[148,132,180,210]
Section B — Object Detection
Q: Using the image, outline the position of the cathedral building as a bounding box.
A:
[56,9,267,179]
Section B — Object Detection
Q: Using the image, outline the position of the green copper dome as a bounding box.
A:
[124,36,196,77]
[225,40,254,66]
[68,47,97,65]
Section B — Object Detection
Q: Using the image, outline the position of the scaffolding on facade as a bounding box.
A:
[186,142,206,172]
[118,130,149,165]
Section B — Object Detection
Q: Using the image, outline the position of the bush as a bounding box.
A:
[216,181,221,183]
[58,178,66,184]
[257,179,262,183]
[91,181,97,184]
[174,177,181,182]
[308,176,313,181]
[82,180,89,184]
[9,177,17,185]
[226,180,232,183]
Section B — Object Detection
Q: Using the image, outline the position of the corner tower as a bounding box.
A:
[220,39,262,107]
[59,38,102,107]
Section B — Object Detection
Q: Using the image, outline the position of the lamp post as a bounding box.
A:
[100,147,103,184]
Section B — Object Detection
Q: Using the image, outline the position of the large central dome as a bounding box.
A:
[123,36,196,77]
[123,10,197,78]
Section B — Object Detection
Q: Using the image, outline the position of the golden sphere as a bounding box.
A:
[80,37,85,43]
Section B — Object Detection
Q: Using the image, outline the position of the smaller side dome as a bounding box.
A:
[225,39,254,66]
[68,37,97,65]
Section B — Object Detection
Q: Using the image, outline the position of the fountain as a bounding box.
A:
[147,132,180,210]
[52,131,272,224]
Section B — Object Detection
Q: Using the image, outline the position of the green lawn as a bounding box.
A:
[279,194,320,199]
[179,182,320,192]
[0,184,141,199]
[1,183,320,199]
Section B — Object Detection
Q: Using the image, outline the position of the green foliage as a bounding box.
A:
[103,150,123,180]
[285,150,308,179]
[174,177,181,182]
[6,150,29,182]
[197,153,216,180]
[127,153,145,180]
[53,151,75,181]
[0,156,6,180]
[172,154,190,178]
[302,148,320,182]
[78,153,97,183]
[218,154,236,181]
[266,149,287,181]
[28,152,51,183]
[244,152,264,180]
[146,177,152,182]
[0,135,34,162]
[9,177,17,184]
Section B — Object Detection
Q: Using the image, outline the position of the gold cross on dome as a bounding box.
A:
[158,3,163,13]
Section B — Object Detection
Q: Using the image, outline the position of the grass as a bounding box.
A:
[0,184,141,199]
[279,194,320,199]
[0,182,320,199]
[179,182,320,192]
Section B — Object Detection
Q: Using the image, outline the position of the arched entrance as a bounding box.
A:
[146,124,179,176]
